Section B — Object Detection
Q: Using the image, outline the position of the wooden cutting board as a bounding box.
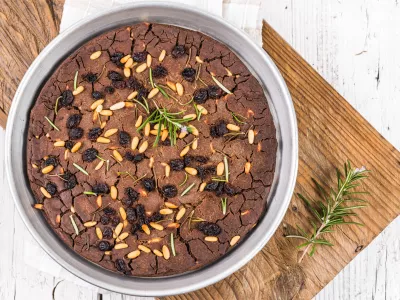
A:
[1,2,399,299]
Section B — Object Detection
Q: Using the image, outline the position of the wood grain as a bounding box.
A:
[0,0,64,128]
[162,20,400,300]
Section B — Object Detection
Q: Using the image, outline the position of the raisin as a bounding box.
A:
[197,221,222,236]
[149,212,163,222]
[141,178,155,192]
[161,139,171,146]
[196,166,207,179]
[136,204,145,219]
[68,127,84,140]
[92,183,109,194]
[137,87,148,100]
[84,72,97,83]
[66,114,82,129]
[110,52,124,68]
[125,152,144,163]
[153,65,168,78]
[92,91,103,100]
[112,80,126,89]
[60,90,74,107]
[44,156,58,167]
[204,181,219,191]
[104,207,116,215]
[193,88,209,104]
[82,147,98,162]
[208,85,224,99]
[65,140,74,150]
[132,51,147,62]
[125,187,139,201]
[126,207,136,223]
[100,215,110,225]
[115,259,127,273]
[107,71,123,81]
[160,184,178,198]
[104,86,115,94]
[121,197,134,207]
[119,131,131,147]
[184,155,194,167]
[126,77,142,90]
[216,182,224,196]
[130,223,140,234]
[169,159,185,171]
[98,240,110,251]
[171,45,186,58]
[88,127,103,141]
[210,120,228,138]
[181,67,196,82]
[61,172,77,190]
[224,183,238,196]
[111,216,120,226]
[45,182,57,196]
[195,156,209,164]
[103,227,113,239]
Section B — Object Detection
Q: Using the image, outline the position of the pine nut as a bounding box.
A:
[144,123,150,136]
[153,249,163,257]
[104,251,111,255]
[42,165,54,174]
[227,124,240,131]
[56,214,61,224]
[73,86,84,95]
[199,182,207,192]
[96,195,102,207]
[113,150,123,162]
[192,139,198,150]
[225,68,233,76]
[110,186,118,200]
[125,57,134,68]
[71,206,76,213]
[97,137,110,144]
[245,162,251,174]
[149,129,159,136]
[167,222,180,229]
[127,250,141,259]
[115,223,123,236]
[71,142,82,153]
[34,204,44,210]
[176,207,186,221]
[95,160,104,170]
[154,124,165,130]
[90,51,102,60]
[162,245,170,260]
[179,131,187,139]
[196,105,208,115]
[40,187,51,198]
[248,129,255,144]
[91,99,104,110]
[114,243,128,250]
[54,141,65,147]
[123,220,128,228]
[196,56,203,63]
[146,54,152,67]
[185,167,197,176]
[148,237,162,244]
[124,67,131,77]
[188,125,198,136]
[125,102,134,108]
[104,128,118,137]
[149,222,164,231]
[127,91,138,100]
[100,121,107,129]
[93,111,98,122]
[149,156,155,168]
[131,136,139,150]
[161,129,169,141]
[148,88,159,99]
[84,221,97,227]
[110,102,125,111]
[183,114,196,121]
[217,162,225,176]
[136,63,147,73]
[159,50,166,62]
[135,115,143,128]
[138,140,148,153]
[96,227,103,239]
[119,207,127,220]
[205,236,218,242]
[119,232,129,240]
[164,202,178,209]
[32,163,38,169]
[176,83,184,96]
[167,81,177,92]
[230,235,240,246]
[180,146,190,157]
[142,224,151,235]
[165,164,171,177]
[160,208,173,215]
[96,104,103,113]
[120,54,131,63]
[99,110,113,116]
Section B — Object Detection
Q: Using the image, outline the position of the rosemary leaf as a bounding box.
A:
[45,116,60,131]
[212,75,232,94]
[179,173,188,186]
[149,68,154,88]
[170,233,176,256]
[73,70,78,91]
[69,215,79,235]
[181,182,196,196]
[84,191,97,196]
[224,156,229,182]
[221,197,228,215]
[54,96,61,115]
[73,163,88,175]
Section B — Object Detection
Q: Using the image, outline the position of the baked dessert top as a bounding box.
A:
[27,23,277,276]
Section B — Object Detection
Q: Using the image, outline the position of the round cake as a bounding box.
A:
[27,23,277,276]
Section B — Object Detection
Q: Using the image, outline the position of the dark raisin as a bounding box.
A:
[136,204,145,219]
[61,172,77,190]
[197,221,221,236]
[193,88,209,104]
[115,259,127,272]
[121,197,134,207]
[92,183,109,194]
[45,182,57,196]
[196,166,208,180]
[126,207,137,223]
[104,86,115,94]
[65,140,74,150]
[171,45,186,58]
[181,67,196,82]
[126,77,142,90]
[44,156,58,167]
[149,212,163,222]
[107,71,123,81]
[208,85,224,99]
[110,52,124,68]
[88,127,103,141]
[112,80,126,89]
[169,159,185,171]
[92,91,103,100]
[111,216,120,226]
[104,207,116,215]
[160,184,178,198]
[224,183,238,196]
[210,120,228,138]
[152,65,168,78]
[195,156,209,164]
[66,114,82,129]
[161,139,171,146]
[141,178,155,192]
[100,215,110,225]
[216,182,224,196]
[82,148,98,162]
[125,152,145,163]
[137,87,148,100]
[125,187,139,201]
[204,181,219,191]
[130,223,140,234]
[119,131,131,147]
[68,127,84,140]
[84,72,97,83]
[132,51,147,62]
[184,155,194,167]
[98,240,111,251]
[103,227,113,239]
[60,90,74,107]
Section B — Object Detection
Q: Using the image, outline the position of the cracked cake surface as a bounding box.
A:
[27,23,277,276]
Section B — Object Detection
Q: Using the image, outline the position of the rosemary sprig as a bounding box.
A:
[73,71,79,91]
[221,197,228,215]
[45,116,60,131]
[286,161,369,262]
[133,97,150,114]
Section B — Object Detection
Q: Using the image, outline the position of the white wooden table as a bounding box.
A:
[1,1,399,299]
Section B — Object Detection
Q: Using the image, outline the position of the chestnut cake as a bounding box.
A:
[27,23,277,276]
